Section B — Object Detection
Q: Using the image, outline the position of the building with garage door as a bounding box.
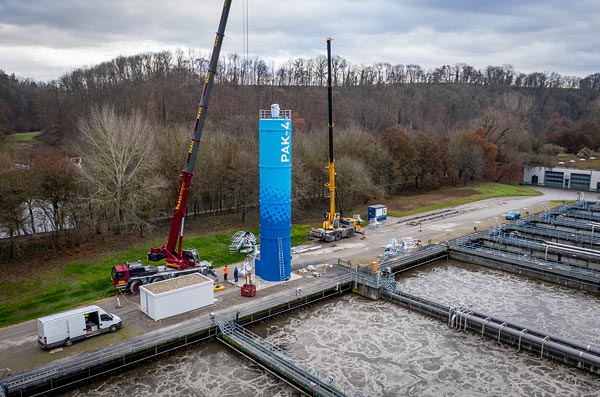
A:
[524,165,600,191]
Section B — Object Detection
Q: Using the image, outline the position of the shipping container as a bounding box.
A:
[139,273,214,320]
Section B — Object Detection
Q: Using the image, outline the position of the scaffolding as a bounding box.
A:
[229,231,257,252]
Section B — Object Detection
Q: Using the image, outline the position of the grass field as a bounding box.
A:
[0,225,313,327]
[384,182,542,217]
[0,182,541,327]
[9,131,42,141]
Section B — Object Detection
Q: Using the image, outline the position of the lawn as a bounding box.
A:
[0,225,313,326]
[0,182,540,327]
[384,182,541,217]
[9,131,42,141]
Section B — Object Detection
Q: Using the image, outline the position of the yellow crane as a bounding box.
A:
[308,38,362,242]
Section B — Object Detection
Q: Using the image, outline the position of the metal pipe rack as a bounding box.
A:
[380,281,600,374]
[508,221,594,245]
[451,243,600,291]
[449,306,600,372]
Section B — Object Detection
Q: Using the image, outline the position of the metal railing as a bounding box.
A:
[378,244,448,272]
[381,288,450,320]
[453,241,600,282]
[382,279,600,373]
[1,274,356,394]
[217,319,364,396]
[450,306,600,372]
[259,109,292,119]
[451,246,600,293]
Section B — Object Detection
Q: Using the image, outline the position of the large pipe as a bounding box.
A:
[543,240,600,257]
[456,310,600,367]
[384,288,600,370]
[461,306,600,356]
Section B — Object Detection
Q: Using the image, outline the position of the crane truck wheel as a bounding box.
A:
[334,231,342,241]
[151,276,164,283]
[129,280,142,295]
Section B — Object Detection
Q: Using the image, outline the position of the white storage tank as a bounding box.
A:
[139,273,214,321]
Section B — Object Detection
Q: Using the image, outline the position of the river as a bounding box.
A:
[66,260,600,396]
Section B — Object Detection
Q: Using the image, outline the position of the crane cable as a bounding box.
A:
[243,0,249,79]
[241,0,249,123]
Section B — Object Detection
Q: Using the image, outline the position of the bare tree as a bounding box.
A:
[76,105,167,235]
[450,130,486,184]
[334,155,384,216]
[31,149,80,246]
[0,151,28,257]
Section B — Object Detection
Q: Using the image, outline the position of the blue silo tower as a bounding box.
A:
[255,105,292,281]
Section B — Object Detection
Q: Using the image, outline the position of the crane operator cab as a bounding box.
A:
[183,248,200,265]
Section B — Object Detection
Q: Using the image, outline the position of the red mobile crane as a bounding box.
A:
[147,0,232,269]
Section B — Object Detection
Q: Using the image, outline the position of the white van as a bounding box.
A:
[37,305,122,349]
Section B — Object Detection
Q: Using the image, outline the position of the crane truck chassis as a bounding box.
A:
[308,215,362,242]
[111,260,216,294]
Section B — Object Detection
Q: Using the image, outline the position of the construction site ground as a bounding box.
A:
[0,187,577,377]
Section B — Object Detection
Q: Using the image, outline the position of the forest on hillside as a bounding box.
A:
[1,50,600,257]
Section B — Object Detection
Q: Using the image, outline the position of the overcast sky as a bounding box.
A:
[1,0,599,82]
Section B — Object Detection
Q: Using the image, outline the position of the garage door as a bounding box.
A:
[570,173,591,190]
[544,171,564,188]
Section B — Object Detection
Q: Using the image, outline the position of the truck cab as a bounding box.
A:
[111,261,158,289]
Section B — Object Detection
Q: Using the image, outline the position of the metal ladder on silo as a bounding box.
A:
[278,237,285,281]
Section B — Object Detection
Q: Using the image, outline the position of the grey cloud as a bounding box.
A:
[0,0,598,81]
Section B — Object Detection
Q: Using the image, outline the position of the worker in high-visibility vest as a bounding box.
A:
[223,265,229,281]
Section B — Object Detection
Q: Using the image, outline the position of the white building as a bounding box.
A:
[524,165,600,191]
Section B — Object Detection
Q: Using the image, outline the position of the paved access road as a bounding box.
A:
[0,186,578,375]
[296,186,577,265]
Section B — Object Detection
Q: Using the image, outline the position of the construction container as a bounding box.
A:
[255,106,292,282]
[368,204,387,221]
[139,273,214,321]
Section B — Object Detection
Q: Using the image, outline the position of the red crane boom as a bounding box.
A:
[148,0,232,269]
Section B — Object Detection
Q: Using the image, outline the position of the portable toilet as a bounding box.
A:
[368,204,387,221]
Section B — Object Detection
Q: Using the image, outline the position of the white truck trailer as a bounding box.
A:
[37,305,122,349]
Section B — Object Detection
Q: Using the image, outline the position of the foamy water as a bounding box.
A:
[395,260,600,345]
[66,261,600,396]
[260,295,599,396]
